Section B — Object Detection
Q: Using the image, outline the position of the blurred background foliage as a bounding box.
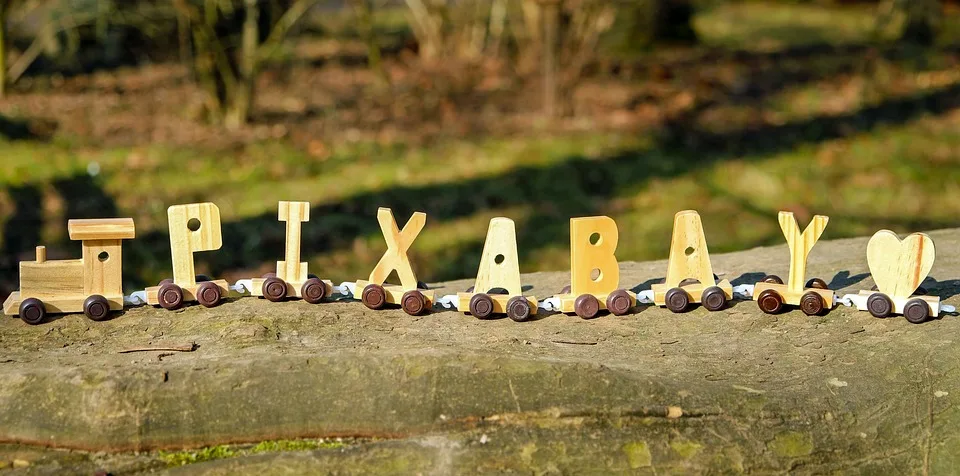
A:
[1,0,960,298]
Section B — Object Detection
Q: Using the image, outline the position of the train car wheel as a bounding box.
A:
[401,290,427,316]
[83,295,111,321]
[800,291,825,316]
[664,287,690,313]
[361,284,387,310]
[506,296,532,322]
[903,299,929,324]
[574,294,600,319]
[262,277,287,302]
[762,275,783,285]
[867,293,893,318]
[606,289,632,316]
[701,286,727,312]
[757,289,783,314]
[158,282,184,310]
[19,298,46,325]
[806,278,828,290]
[197,281,222,308]
[469,293,494,319]
[301,278,327,304]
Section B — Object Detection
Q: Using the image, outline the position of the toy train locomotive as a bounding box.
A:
[3,202,951,325]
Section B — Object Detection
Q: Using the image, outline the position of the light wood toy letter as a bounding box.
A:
[277,201,309,284]
[779,211,829,294]
[168,203,223,287]
[473,217,522,296]
[664,210,716,287]
[368,208,426,290]
[570,216,619,296]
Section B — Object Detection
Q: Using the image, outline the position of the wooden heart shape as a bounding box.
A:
[866,230,935,298]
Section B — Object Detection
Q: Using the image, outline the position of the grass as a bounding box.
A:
[2,2,960,294]
[157,438,351,466]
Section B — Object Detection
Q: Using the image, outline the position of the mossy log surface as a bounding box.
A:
[2,230,960,474]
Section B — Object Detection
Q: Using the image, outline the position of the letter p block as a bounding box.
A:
[168,202,223,287]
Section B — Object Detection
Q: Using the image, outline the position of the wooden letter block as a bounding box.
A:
[778,211,829,293]
[368,208,426,290]
[168,203,223,287]
[570,216,619,296]
[664,210,715,287]
[277,201,310,284]
[473,217,522,296]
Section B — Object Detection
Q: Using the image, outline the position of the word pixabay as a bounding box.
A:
[3,203,950,325]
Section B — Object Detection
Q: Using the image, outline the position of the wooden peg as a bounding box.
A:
[168,203,223,287]
[867,230,935,299]
[473,217,522,296]
[277,201,310,284]
[778,211,829,294]
[664,210,716,287]
[35,246,46,263]
[570,216,619,296]
[368,208,426,290]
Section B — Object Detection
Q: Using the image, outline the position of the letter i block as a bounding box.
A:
[753,211,834,316]
[556,216,635,319]
[250,201,334,304]
[651,210,733,313]
[457,217,537,322]
[146,203,230,310]
[356,208,435,315]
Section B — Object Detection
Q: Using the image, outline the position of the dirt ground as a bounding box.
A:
[2,229,960,474]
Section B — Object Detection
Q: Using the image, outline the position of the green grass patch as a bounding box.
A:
[158,438,351,467]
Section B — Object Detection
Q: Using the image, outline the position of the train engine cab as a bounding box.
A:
[3,218,136,325]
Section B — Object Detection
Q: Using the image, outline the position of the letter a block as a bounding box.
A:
[556,216,635,319]
[457,217,537,322]
[652,210,733,312]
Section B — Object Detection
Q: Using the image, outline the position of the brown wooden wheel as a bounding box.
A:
[805,278,828,290]
[757,289,784,314]
[417,281,430,290]
[762,275,783,285]
[799,291,825,316]
[83,295,111,321]
[506,296,532,322]
[915,286,928,296]
[701,286,727,312]
[664,287,690,313]
[606,289,632,316]
[159,278,174,285]
[261,277,287,302]
[158,282,184,310]
[469,293,495,319]
[401,290,427,316]
[361,284,387,310]
[560,284,571,294]
[866,293,893,318]
[262,272,277,278]
[574,294,600,319]
[465,286,475,293]
[197,281,222,308]
[195,274,211,282]
[301,278,327,304]
[19,298,46,325]
[903,298,929,324]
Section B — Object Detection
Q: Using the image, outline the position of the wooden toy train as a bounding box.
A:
[4,203,954,325]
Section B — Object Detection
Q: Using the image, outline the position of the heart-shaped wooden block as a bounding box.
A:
[866,230,935,298]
